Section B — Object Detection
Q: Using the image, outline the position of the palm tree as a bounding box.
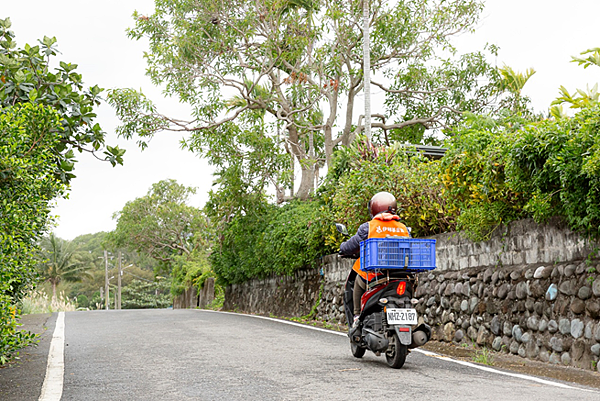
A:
[498,65,536,97]
[37,234,90,305]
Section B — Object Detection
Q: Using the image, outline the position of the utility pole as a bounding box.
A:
[363,0,372,146]
[104,250,109,310]
[117,251,122,310]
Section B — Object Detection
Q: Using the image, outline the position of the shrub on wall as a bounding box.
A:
[211,103,600,285]
[509,104,600,237]
[210,200,336,285]
[329,139,457,238]
[442,104,600,240]
[441,114,529,240]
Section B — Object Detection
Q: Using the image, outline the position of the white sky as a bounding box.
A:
[3,0,599,240]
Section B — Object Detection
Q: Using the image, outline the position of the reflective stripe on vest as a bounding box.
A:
[352,218,409,280]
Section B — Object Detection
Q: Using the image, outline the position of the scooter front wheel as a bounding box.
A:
[351,341,366,358]
[386,333,407,368]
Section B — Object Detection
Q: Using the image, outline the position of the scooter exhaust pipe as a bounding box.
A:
[410,323,432,348]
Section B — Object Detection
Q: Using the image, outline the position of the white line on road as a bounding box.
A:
[200,309,597,393]
[39,311,65,401]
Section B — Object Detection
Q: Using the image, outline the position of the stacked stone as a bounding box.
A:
[315,281,346,324]
[414,262,600,372]
[223,268,322,317]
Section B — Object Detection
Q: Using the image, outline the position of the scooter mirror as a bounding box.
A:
[335,223,349,236]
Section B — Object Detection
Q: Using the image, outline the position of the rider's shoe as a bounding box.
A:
[348,315,361,339]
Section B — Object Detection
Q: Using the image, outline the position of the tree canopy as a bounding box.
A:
[110,0,503,211]
[111,179,212,268]
[110,179,215,296]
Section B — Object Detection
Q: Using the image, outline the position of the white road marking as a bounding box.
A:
[39,311,65,401]
[200,310,597,393]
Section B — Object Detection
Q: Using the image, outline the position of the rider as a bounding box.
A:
[339,191,410,327]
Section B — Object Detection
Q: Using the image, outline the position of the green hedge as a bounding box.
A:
[442,105,600,240]
[210,200,335,285]
[327,140,456,238]
[1,104,63,364]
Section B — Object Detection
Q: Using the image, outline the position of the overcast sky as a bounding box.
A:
[3,1,599,240]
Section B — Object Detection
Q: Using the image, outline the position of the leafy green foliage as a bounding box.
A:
[441,114,528,240]
[36,234,92,303]
[210,199,335,285]
[1,103,62,364]
[0,18,124,169]
[0,301,37,365]
[328,139,456,239]
[571,47,600,69]
[111,180,212,271]
[170,251,212,296]
[76,294,89,308]
[120,279,171,309]
[442,100,600,240]
[197,120,289,226]
[552,48,600,113]
[509,105,600,236]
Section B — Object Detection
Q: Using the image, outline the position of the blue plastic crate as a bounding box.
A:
[360,238,436,272]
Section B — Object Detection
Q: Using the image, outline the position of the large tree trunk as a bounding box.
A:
[287,125,315,200]
[296,162,315,200]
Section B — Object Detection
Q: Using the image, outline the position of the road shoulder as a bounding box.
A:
[0,313,55,401]
[256,314,600,390]
[423,340,600,390]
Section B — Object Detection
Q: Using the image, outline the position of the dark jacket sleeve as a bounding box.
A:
[339,222,369,255]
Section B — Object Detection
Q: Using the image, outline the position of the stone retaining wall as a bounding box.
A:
[222,218,600,372]
[174,278,216,309]
[415,262,600,370]
[435,218,592,271]
[224,268,322,317]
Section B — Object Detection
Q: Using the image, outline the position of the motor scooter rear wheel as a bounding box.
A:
[350,341,366,358]
[386,333,407,368]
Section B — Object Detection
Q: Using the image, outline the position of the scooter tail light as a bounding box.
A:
[396,281,406,296]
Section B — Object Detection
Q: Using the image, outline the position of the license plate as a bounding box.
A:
[386,308,417,325]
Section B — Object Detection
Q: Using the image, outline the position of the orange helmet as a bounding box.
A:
[368,191,397,218]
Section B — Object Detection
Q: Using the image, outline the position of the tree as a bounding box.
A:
[0,18,124,364]
[495,65,536,115]
[37,234,91,305]
[121,279,171,309]
[111,180,214,298]
[109,0,501,204]
[111,180,212,270]
[0,18,125,170]
[1,102,63,363]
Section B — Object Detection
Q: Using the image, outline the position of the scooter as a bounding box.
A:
[336,224,433,369]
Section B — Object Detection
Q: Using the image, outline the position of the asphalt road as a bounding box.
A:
[2,309,600,400]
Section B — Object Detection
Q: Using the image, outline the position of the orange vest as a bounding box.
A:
[352,214,409,281]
